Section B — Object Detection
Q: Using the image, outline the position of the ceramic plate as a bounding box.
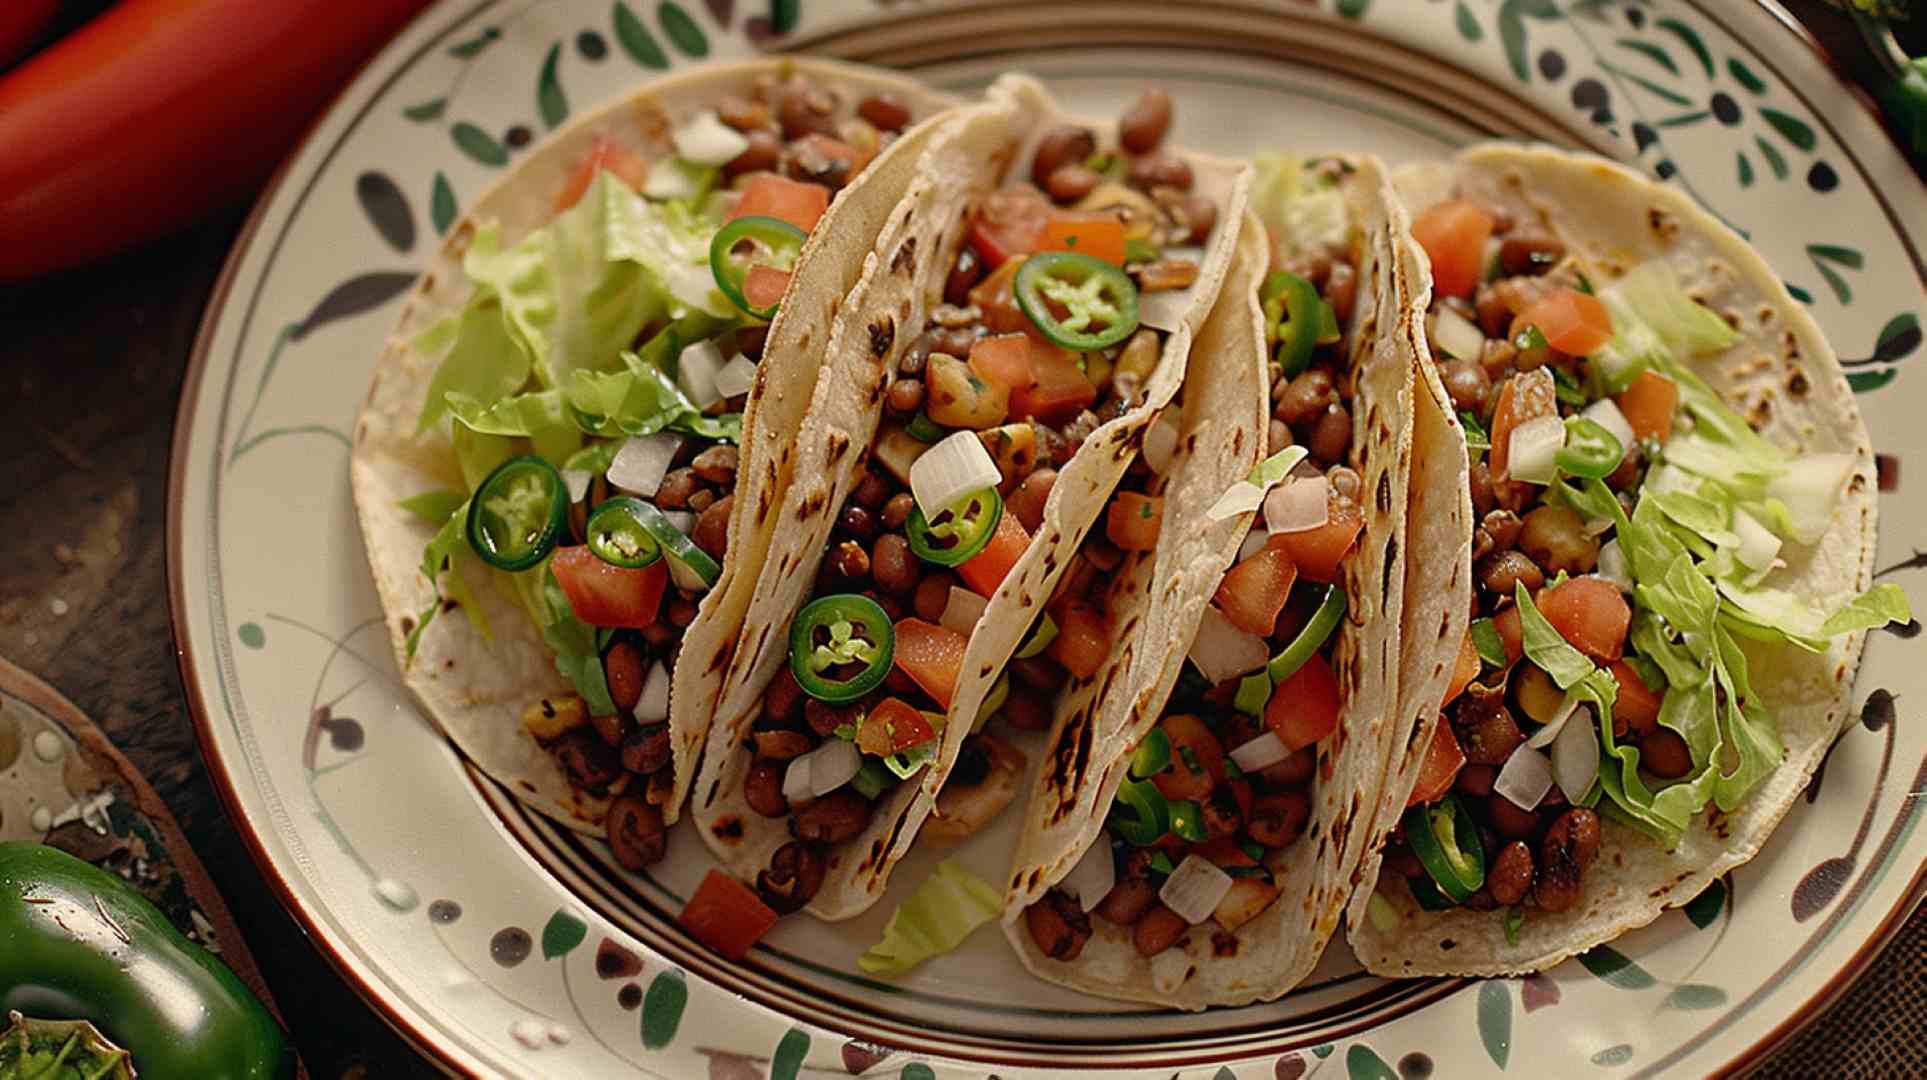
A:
[170,1,1927,1075]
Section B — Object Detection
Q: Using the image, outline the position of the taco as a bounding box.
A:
[686,77,1253,921]
[350,58,962,869]
[1351,143,1908,975]
[999,153,1430,1006]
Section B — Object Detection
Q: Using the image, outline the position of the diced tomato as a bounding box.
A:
[1492,604,1524,666]
[1010,345,1098,426]
[1106,492,1163,552]
[1519,287,1614,357]
[968,333,1033,396]
[729,173,831,232]
[1411,199,1495,301]
[967,187,1051,268]
[958,511,1030,597]
[1191,836,1254,868]
[680,870,778,960]
[743,265,791,311]
[856,696,935,756]
[1264,494,1362,584]
[968,256,1032,335]
[1537,576,1630,663]
[1489,368,1557,482]
[550,546,667,628]
[1443,631,1481,706]
[891,618,970,710]
[1265,653,1342,754]
[1405,719,1466,808]
[1048,600,1111,680]
[1150,713,1227,802]
[1038,211,1127,267]
[1614,369,1679,445]
[1214,543,1298,636]
[1609,660,1663,736]
[556,134,649,211]
[1226,777,1255,823]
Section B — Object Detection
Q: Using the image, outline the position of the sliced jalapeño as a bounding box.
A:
[710,214,807,320]
[906,487,1003,567]
[788,594,895,704]
[1014,251,1140,351]
[466,455,567,572]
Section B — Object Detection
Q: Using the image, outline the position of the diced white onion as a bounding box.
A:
[1143,410,1180,474]
[1552,704,1600,800]
[940,586,988,636]
[807,738,862,797]
[1597,540,1633,593]
[668,555,711,593]
[1581,398,1637,460]
[1264,476,1329,535]
[1159,854,1234,925]
[1733,507,1781,573]
[1161,244,1208,264]
[642,158,705,201]
[1137,289,1190,333]
[660,509,696,534]
[1206,481,1265,522]
[671,111,751,166]
[561,468,593,505]
[1504,414,1565,485]
[1582,516,1614,537]
[1431,305,1487,364]
[677,340,726,410]
[607,433,682,497]
[633,662,671,724]
[1229,731,1289,773]
[909,431,1001,519]
[1237,528,1269,563]
[782,754,814,802]
[1062,842,1117,913]
[1494,745,1555,811]
[1765,453,1852,545]
[713,354,757,401]
[1526,695,1583,749]
[1188,607,1269,684]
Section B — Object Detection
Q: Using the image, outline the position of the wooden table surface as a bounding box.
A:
[0,4,1919,1072]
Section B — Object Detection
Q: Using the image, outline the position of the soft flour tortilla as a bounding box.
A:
[351,59,959,833]
[1001,155,1431,1009]
[690,74,1253,920]
[1352,143,1880,977]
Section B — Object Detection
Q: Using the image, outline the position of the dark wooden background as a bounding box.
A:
[0,2,1919,1075]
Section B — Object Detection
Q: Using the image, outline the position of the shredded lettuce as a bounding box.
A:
[405,498,475,662]
[538,570,617,716]
[858,860,1002,975]
[399,490,466,526]
[1251,153,1348,257]
[1605,261,1739,361]
[446,388,583,465]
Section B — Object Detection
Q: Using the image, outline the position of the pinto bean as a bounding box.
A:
[1119,87,1173,153]
[723,130,782,181]
[777,84,837,140]
[1499,232,1566,277]
[692,445,739,484]
[1478,550,1544,597]
[1133,904,1189,957]
[1260,746,1317,787]
[1010,655,1067,693]
[554,730,623,793]
[744,758,791,817]
[1325,261,1358,326]
[1273,368,1337,426]
[1095,877,1159,926]
[1031,125,1098,187]
[857,93,911,132]
[693,494,732,561]
[872,533,919,595]
[1454,697,1525,766]
[757,841,826,915]
[1046,164,1102,204]
[831,540,870,581]
[1440,358,1491,414]
[1487,841,1534,906]
[881,492,916,530]
[752,729,812,761]
[1640,729,1693,779]
[1534,808,1601,913]
[1269,419,1294,456]
[1308,404,1352,465]
[790,790,874,844]
[606,791,667,869]
[1007,468,1057,532]
[1456,763,1497,797]
[1487,794,1543,840]
[1246,790,1311,848]
[942,245,985,306]
[621,725,673,775]
[912,572,954,622]
[1127,153,1192,191]
[1519,505,1599,576]
[603,640,645,713]
[1201,787,1244,839]
[804,698,852,739]
[654,467,698,508]
[764,667,805,725]
[836,505,878,545]
[1026,890,1093,961]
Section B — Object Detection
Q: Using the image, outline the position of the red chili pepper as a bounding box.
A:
[0,0,435,281]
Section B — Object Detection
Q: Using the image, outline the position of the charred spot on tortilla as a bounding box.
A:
[826,429,852,464]
[1786,368,1811,398]
[710,816,745,843]
[797,489,828,520]
[1381,536,1399,603]
[1212,932,1240,958]
[891,235,917,275]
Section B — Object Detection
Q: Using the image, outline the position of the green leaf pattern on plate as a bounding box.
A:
[541,910,588,959]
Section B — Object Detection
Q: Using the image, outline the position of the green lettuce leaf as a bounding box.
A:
[858,860,1002,975]
[1513,584,1595,689]
[446,388,583,465]
[1251,153,1348,257]
[415,301,532,433]
[1605,261,1740,361]
[539,570,616,716]
[399,490,466,525]
[406,497,486,662]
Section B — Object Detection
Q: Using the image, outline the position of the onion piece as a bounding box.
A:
[1581,516,1614,537]
[1732,507,1781,573]
[1061,842,1117,913]
[642,158,705,201]
[633,662,671,724]
[940,586,988,636]
[1236,528,1269,563]
[1264,475,1329,535]
[1159,854,1234,925]
[1228,731,1289,773]
[1504,414,1565,485]
[561,468,593,505]
[671,110,751,166]
[1142,410,1180,474]
[660,510,696,535]
[1188,607,1269,685]
[1137,288,1190,332]
[1551,704,1600,800]
[1581,398,1637,458]
[806,738,862,797]
[1526,696,1584,749]
[1597,540,1633,593]
[713,354,757,401]
[1431,304,1487,364]
[1206,481,1265,522]
[1494,745,1555,811]
[908,431,1001,519]
[607,433,682,497]
[677,340,726,410]
[1765,453,1852,545]
[782,754,814,802]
